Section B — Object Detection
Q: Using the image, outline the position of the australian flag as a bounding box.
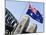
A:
[26,8,43,23]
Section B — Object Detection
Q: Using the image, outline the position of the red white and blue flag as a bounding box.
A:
[26,5,43,23]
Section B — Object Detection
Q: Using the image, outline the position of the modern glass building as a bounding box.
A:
[5,8,18,33]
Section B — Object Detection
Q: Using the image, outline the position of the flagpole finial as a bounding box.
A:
[29,4,31,9]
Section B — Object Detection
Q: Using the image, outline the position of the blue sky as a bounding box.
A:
[6,0,44,32]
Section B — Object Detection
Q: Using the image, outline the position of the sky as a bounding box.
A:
[6,0,44,32]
